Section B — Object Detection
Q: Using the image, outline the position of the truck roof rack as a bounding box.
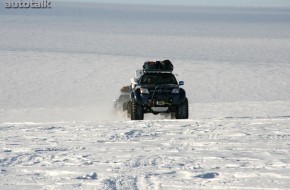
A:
[143,70,172,73]
[143,60,174,73]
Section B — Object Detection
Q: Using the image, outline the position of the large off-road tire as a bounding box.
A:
[126,101,132,118]
[131,100,144,120]
[170,112,175,119]
[176,98,188,119]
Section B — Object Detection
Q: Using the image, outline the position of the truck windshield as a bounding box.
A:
[140,73,177,85]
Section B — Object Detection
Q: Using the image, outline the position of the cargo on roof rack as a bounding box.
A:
[143,60,173,73]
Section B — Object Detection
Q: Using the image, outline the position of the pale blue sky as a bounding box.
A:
[60,0,290,7]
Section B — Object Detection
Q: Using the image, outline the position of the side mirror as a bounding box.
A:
[179,81,184,86]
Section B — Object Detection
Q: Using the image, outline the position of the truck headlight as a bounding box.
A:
[172,88,180,93]
[140,88,149,94]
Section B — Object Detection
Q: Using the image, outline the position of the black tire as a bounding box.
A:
[131,100,144,120]
[171,112,175,119]
[127,101,132,118]
[176,98,188,119]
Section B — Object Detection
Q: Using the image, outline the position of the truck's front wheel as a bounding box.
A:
[131,100,144,120]
[176,98,188,119]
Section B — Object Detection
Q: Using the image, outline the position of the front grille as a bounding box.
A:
[149,89,172,93]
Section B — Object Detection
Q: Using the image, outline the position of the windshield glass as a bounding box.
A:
[140,73,177,85]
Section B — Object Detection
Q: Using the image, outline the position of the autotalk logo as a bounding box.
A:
[5,0,52,9]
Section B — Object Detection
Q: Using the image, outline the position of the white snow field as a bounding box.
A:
[1,118,290,189]
[1,2,290,189]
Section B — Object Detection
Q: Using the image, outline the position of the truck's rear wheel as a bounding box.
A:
[127,101,132,118]
[176,98,188,119]
[171,112,175,119]
[131,100,144,120]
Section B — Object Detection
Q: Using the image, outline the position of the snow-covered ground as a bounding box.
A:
[1,2,290,189]
[1,118,290,189]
